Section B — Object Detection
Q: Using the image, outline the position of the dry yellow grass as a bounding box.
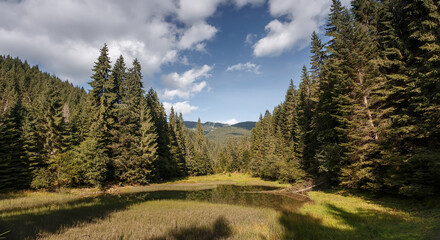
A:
[41,200,281,240]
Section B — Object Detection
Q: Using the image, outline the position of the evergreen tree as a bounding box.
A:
[82,44,114,187]
[40,81,64,158]
[315,1,352,182]
[110,55,126,105]
[310,31,326,82]
[338,1,382,191]
[146,88,172,179]
[297,66,317,175]
[379,0,440,196]
[87,44,115,146]
[279,80,299,161]
[78,137,108,188]
[21,108,44,176]
[187,118,212,175]
[138,100,158,183]
[112,59,151,184]
[177,113,188,174]
[168,107,183,176]
[0,98,28,190]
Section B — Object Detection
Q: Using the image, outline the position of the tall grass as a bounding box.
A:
[169,173,291,188]
[0,174,438,239]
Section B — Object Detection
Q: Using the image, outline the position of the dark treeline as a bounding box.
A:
[0,45,213,190]
[237,0,439,197]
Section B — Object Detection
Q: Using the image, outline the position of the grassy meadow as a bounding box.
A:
[0,173,439,240]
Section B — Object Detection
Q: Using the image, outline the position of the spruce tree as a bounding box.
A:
[279,80,299,161]
[297,66,318,175]
[315,1,351,182]
[82,44,114,187]
[187,118,212,175]
[379,0,440,196]
[138,99,158,183]
[112,58,151,184]
[310,31,326,83]
[177,113,188,174]
[168,107,182,176]
[40,81,64,158]
[110,55,126,105]
[146,88,172,179]
[0,99,28,190]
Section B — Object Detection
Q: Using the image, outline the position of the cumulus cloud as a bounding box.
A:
[0,0,222,85]
[178,22,217,50]
[226,62,261,74]
[177,0,225,24]
[253,0,331,57]
[218,118,239,125]
[161,65,212,100]
[163,101,199,114]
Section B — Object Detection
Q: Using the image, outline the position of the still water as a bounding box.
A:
[124,185,306,212]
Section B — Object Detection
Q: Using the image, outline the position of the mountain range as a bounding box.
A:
[184,121,256,143]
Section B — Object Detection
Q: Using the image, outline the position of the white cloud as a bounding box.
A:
[161,65,212,100]
[178,22,217,50]
[163,89,190,99]
[218,118,239,125]
[0,0,220,85]
[163,101,199,114]
[245,33,257,45]
[253,0,331,57]
[226,62,261,74]
[233,0,265,8]
[177,0,225,24]
[191,81,207,93]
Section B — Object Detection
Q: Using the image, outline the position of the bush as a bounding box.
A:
[31,167,56,190]
[77,138,109,188]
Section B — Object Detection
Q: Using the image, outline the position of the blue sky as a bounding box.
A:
[0,0,350,124]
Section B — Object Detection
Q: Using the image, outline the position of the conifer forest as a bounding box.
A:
[1,1,440,239]
[1,0,439,198]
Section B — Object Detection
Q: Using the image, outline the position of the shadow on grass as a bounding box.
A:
[0,193,24,201]
[0,194,138,239]
[278,203,431,240]
[151,216,232,240]
[0,185,303,240]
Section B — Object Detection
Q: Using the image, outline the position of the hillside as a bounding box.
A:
[231,121,256,131]
[183,121,255,143]
[183,121,228,130]
[205,126,250,143]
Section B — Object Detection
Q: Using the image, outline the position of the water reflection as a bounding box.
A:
[127,185,306,212]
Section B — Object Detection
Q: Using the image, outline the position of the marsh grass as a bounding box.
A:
[41,200,280,240]
[0,174,439,239]
[165,173,291,188]
[280,191,440,240]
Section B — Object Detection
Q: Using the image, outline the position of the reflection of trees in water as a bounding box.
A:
[184,185,306,212]
[110,185,305,212]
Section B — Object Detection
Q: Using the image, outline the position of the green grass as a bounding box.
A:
[280,191,440,240]
[0,174,439,239]
[168,173,291,188]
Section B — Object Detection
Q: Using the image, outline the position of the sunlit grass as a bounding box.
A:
[169,173,291,188]
[280,191,440,240]
[0,174,439,239]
